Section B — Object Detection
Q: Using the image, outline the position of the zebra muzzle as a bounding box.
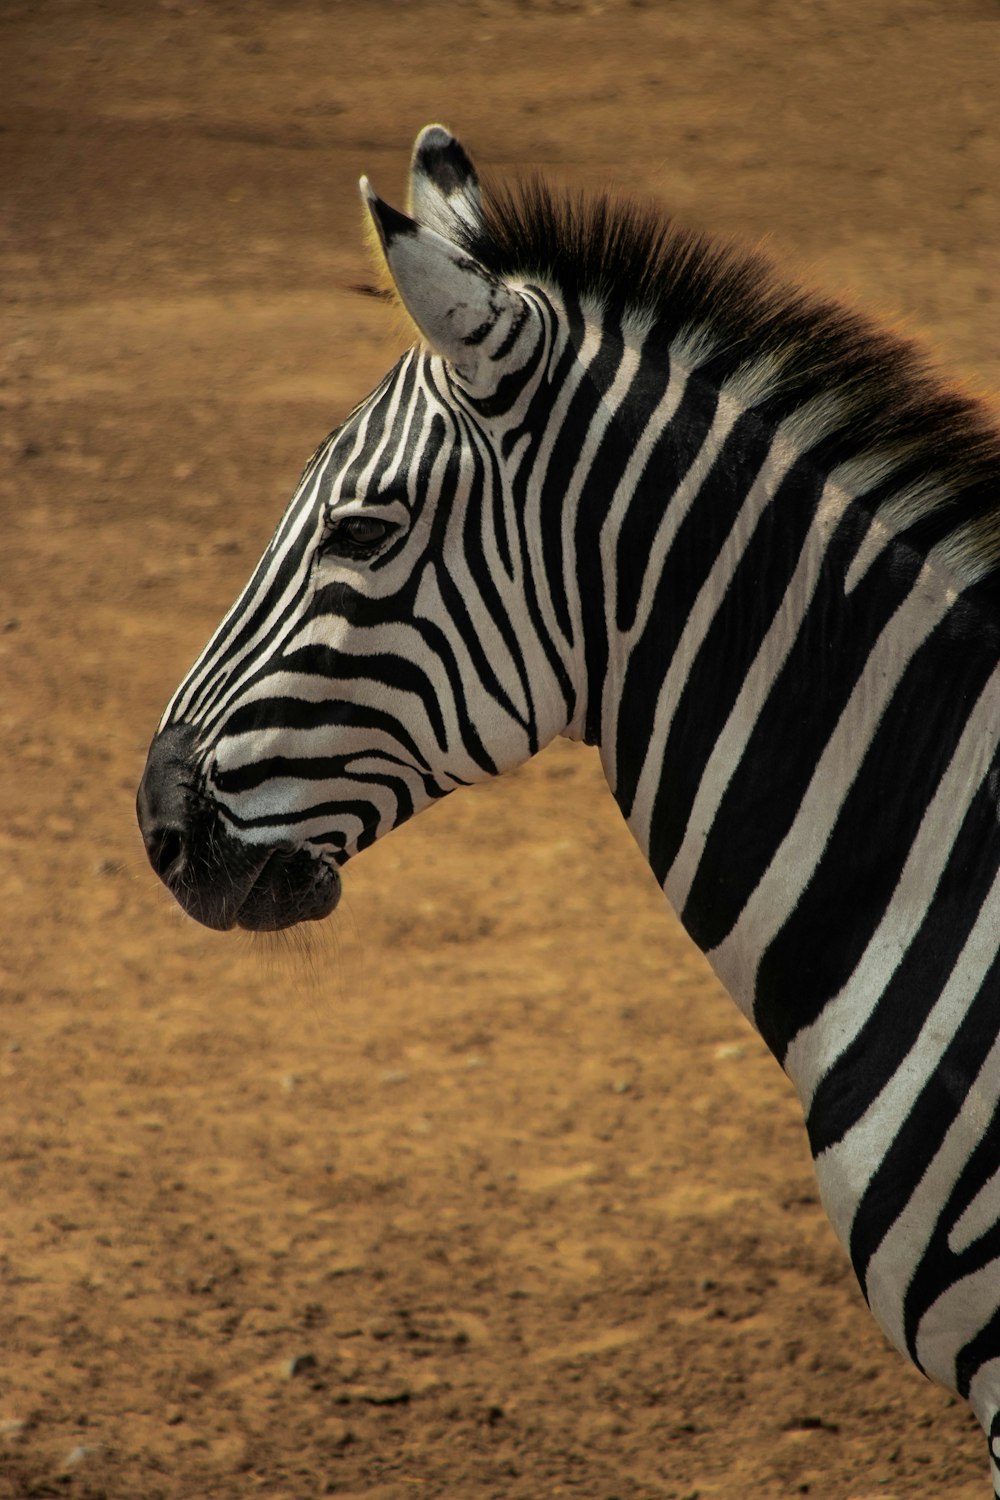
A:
[136,724,340,931]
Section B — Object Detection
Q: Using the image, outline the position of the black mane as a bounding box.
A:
[458,175,1000,600]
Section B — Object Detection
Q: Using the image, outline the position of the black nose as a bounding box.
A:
[136,723,200,882]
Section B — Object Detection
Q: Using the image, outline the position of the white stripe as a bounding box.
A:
[413,559,535,763]
[557,338,645,713]
[615,392,742,848]
[784,663,1000,1108]
[968,1357,1000,1442]
[811,857,1000,1263]
[917,1254,1000,1397]
[625,423,801,857]
[518,317,600,666]
[214,723,422,770]
[705,559,958,1019]
[596,359,691,788]
[665,476,855,915]
[951,1165,1000,1257]
[843,1013,1000,1383]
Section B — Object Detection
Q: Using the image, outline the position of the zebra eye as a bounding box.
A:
[321,515,396,558]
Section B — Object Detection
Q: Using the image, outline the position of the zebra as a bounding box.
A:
[137,124,1000,1491]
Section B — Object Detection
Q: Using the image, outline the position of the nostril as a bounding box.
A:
[147,826,185,882]
[137,724,203,887]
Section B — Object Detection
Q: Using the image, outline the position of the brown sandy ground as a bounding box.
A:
[2,2,999,1497]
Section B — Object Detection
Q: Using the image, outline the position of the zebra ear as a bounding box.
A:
[360,178,535,393]
[407,124,482,236]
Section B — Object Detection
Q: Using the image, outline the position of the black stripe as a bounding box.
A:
[278,646,450,753]
[907,1107,1000,1388]
[613,392,760,819]
[391,400,447,533]
[437,539,531,739]
[539,303,625,647]
[848,946,1000,1325]
[755,601,1000,1065]
[806,737,1000,1151]
[221,696,434,775]
[215,750,418,792]
[956,1304,1000,1403]
[645,448,823,884]
[679,503,921,952]
[463,349,542,421]
[339,356,419,498]
[224,788,408,843]
[453,408,534,729]
[506,324,580,723]
[576,340,677,746]
[187,552,316,729]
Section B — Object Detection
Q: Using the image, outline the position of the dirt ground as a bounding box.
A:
[2,3,999,1497]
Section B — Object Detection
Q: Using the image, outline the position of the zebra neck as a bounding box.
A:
[583,357,999,1068]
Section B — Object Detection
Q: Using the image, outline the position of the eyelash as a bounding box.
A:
[320,515,397,559]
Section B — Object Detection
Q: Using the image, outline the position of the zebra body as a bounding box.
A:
[138,126,1000,1490]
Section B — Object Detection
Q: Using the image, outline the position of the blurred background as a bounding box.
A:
[2,3,997,1497]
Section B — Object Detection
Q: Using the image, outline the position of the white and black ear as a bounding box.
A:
[360,177,536,394]
[407,124,482,237]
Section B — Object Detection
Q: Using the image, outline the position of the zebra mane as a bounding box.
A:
[455,175,1000,598]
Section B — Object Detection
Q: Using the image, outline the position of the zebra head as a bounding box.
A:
[137,126,576,931]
